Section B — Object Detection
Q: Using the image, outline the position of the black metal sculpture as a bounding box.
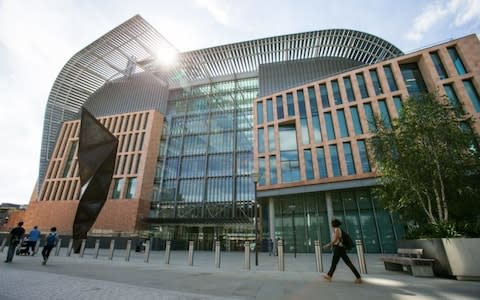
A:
[73,108,118,251]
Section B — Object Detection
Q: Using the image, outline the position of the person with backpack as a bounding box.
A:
[4,221,25,263]
[27,225,41,256]
[41,227,58,265]
[322,219,362,284]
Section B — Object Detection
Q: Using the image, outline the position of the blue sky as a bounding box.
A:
[1,0,479,205]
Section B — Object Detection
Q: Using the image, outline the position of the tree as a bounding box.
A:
[369,92,480,225]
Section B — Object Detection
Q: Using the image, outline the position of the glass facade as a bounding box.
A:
[304,149,314,180]
[430,51,448,79]
[369,69,383,95]
[357,140,371,173]
[400,63,427,96]
[363,102,376,132]
[343,142,356,175]
[383,65,398,91]
[343,76,356,102]
[324,112,336,140]
[332,80,343,105]
[279,124,300,183]
[287,92,295,116]
[316,147,328,178]
[276,95,284,119]
[319,83,330,108]
[350,106,363,135]
[329,144,341,177]
[356,73,369,98]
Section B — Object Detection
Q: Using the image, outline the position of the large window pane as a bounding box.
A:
[269,156,277,184]
[363,103,376,132]
[125,177,137,199]
[268,125,275,152]
[236,130,252,151]
[329,144,341,177]
[319,83,330,108]
[343,142,356,175]
[430,51,448,80]
[208,154,232,176]
[287,92,295,116]
[266,98,274,122]
[357,140,371,172]
[448,46,467,75]
[181,156,206,178]
[393,96,403,116]
[185,114,208,134]
[400,63,427,96]
[279,124,298,151]
[276,95,284,119]
[304,149,314,180]
[300,118,310,144]
[312,117,322,143]
[324,112,336,140]
[258,128,265,154]
[206,177,232,202]
[337,109,349,138]
[209,132,233,153]
[164,158,179,179]
[211,112,234,132]
[444,84,463,112]
[383,65,398,91]
[112,178,124,199]
[179,178,204,202]
[463,80,480,112]
[343,76,355,102]
[350,106,363,135]
[331,80,342,105]
[316,147,328,178]
[369,69,383,95]
[308,86,319,116]
[183,135,208,155]
[297,89,307,117]
[236,152,252,175]
[259,158,266,185]
[256,101,263,125]
[378,99,392,129]
[280,150,300,182]
[356,73,369,99]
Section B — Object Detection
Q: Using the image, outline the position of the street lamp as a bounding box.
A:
[288,204,297,258]
[251,172,259,266]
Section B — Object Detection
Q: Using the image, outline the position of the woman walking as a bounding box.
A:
[323,219,362,283]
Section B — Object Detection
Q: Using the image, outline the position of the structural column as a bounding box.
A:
[268,197,276,255]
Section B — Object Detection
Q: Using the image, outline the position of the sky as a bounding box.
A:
[1,0,479,205]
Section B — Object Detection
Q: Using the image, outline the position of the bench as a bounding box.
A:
[380,248,435,277]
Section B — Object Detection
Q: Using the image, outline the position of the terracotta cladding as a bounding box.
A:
[26,110,163,234]
[254,34,480,191]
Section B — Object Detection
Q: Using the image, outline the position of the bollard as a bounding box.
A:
[1,237,7,253]
[278,240,284,272]
[108,239,115,260]
[79,239,86,257]
[164,240,171,264]
[187,240,194,266]
[54,239,62,256]
[244,241,250,270]
[93,239,100,259]
[144,240,151,263]
[215,240,221,268]
[314,240,323,272]
[66,239,73,256]
[125,240,132,261]
[355,240,368,274]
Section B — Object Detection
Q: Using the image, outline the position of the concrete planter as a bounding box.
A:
[397,238,480,280]
[441,238,480,281]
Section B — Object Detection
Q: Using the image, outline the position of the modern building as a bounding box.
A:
[24,15,480,253]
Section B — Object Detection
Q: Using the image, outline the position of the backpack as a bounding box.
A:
[46,233,56,246]
[341,229,354,250]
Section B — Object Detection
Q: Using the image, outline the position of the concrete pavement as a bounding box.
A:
[1,248,479,299]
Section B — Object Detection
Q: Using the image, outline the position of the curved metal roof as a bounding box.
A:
[38,15,403,187]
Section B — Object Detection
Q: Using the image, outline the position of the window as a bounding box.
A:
[297,89,307,117]
[181,156,206,178]
[329,145,341,177]
[308,86,318,116]
[393,96,403,116]
[350,106,363,135]
[383,65,398,91]
[276,95,284,119]
[337,109,349,138]
[312,117,322,143]
[356,73,369,98]
[369,69,383,95]
[378,99,392,129]
[443,84,462,112]
[331,80,342,105]
[304,149,314,180]
[448,47,467,75]
[363,103,376,132]
[316,147,328,178]
[324,112,336,140]
[125,177,137,199]
[208,154,232,176]
[343,76,355,102]
[400,63,427,96]
[287,92,295,116]
[62,141,78,178]
[300,118,309,144]
[357,140,371,172]
[268,126,275,152]
[463,80,480,112]
[319,83,330,108]
[430,51,448,80]
[280,151,300,183]
[112,178,124,199]
[259,158,266,186]
[258,128,265,153]
[343,142,356,175]
[256,101,263,125]
[269,156,277,184]
[266,99,273,122]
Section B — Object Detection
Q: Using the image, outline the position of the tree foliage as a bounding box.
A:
[369,92,480,225]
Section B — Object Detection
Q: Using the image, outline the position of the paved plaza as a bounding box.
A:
[1,248,479,299]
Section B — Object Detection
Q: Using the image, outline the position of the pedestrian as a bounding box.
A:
[27,226,41,256]
[322,219,362,284]
[41,227,58,265]
[4,221,25,263]
[268,238,274,256]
